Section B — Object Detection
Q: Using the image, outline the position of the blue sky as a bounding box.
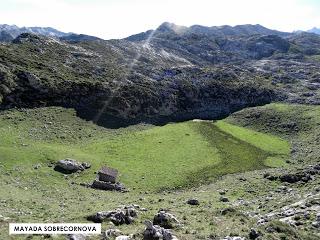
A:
[0,0,319,39]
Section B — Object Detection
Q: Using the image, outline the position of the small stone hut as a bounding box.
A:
[97,166,118,183]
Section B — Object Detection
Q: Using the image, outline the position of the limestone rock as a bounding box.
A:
[68,234,87,240]
[249,228,260,239]
[54,158,90,174]
[143,220,177,240]
[91,180,126,192]
[153,210,180,229]
[219,196,229,202]
[187,199,199,205]
[103,228,122,239]
[223,237,245,240]
[115,236,132,240]
[87,205,138,225]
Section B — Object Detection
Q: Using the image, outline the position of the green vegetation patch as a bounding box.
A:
[187,120,290,184]
[0,107,290,192]
[214,121,290,155]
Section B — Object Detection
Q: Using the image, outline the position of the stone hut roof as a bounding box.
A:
[98,166,118,178]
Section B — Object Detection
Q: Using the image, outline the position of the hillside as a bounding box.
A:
[0,104,320,240]
[0,23,319,126]
[0,24,70,42]
[0,23,320,240]
[308,27,320,35]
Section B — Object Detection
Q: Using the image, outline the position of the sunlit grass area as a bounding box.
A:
[0,107,289,191]
[2,103,320,240]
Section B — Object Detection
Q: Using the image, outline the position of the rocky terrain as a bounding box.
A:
[0,24,70,42]
[0,23,320,240]
[308,27,320,35]
[0,23,319,127]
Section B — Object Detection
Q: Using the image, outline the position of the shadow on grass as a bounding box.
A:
[179,122,273,188]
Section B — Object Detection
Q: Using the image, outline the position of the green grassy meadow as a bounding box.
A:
[2,103,320,239]
[0,107,290,192]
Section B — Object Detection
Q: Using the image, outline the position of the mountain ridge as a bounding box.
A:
[0,24,70,41]
[125,22,291,41]
[0,22,319,127]
[308,27,320,35]
[0,22,301,43]
[0,24,104,42]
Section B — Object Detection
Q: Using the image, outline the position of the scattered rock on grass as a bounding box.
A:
[187,198,199,205]
[143,220,177,240]
[223,237,245,240]
[221,207,236,215]
[264,164,320,184]
[54,158,90,174]
[0,215,11,222]
[249,228,260,239]
[103,228,122,239]
[218,189,228,195]
[68,234,87,240]
[263,173,278,181]
[33,163,41,169]
[153,210,180,229]
[115,235,132,240]
[312,212,320,228]
[219,196,229,202]
[87,205,138,225]
[91,180,126,192]
[279,173,312,183]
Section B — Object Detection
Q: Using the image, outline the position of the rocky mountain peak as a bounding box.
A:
[12,33,52,46]
[156,22,188,34]
[308,27,320,35]
[0,30,14,42]
[59,33,101,42]
[12,33,46,45]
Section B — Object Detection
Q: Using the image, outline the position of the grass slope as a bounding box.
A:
[215,121,290,167]
[2,104,320,240]
[0,107,289,191]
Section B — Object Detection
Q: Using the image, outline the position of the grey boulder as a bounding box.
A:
[153,210,180,229]
[55,158,90,173]
[143,220,178,240]
[87,205,138,225]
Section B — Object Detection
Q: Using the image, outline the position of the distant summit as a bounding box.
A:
[308,27,320,35]
[60,33,101,42]
[188,23,288,37]
[126,22,290,41]
[0,24,101,43]
[0,24,69,42]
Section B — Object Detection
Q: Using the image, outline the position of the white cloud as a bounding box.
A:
[0,0,319,39]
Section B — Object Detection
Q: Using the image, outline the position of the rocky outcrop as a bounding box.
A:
[257,192,320,228]
[153,210,180,229]
[264,164,320,184]
[143,221,178,240]
[68,235,87,240]
[115,236,132,240]
[0,24,69,40]
[87,205,138,225]
[91,180,126,192]
[0,23,319,127]
[0,30,14,42]
[0,66,277,127]
[103,229,123,239]
[187,198,199,205]
[54,159,90,174]
[312,213,320,228]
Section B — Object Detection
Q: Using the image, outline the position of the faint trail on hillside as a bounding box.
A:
[93,29,157,124]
